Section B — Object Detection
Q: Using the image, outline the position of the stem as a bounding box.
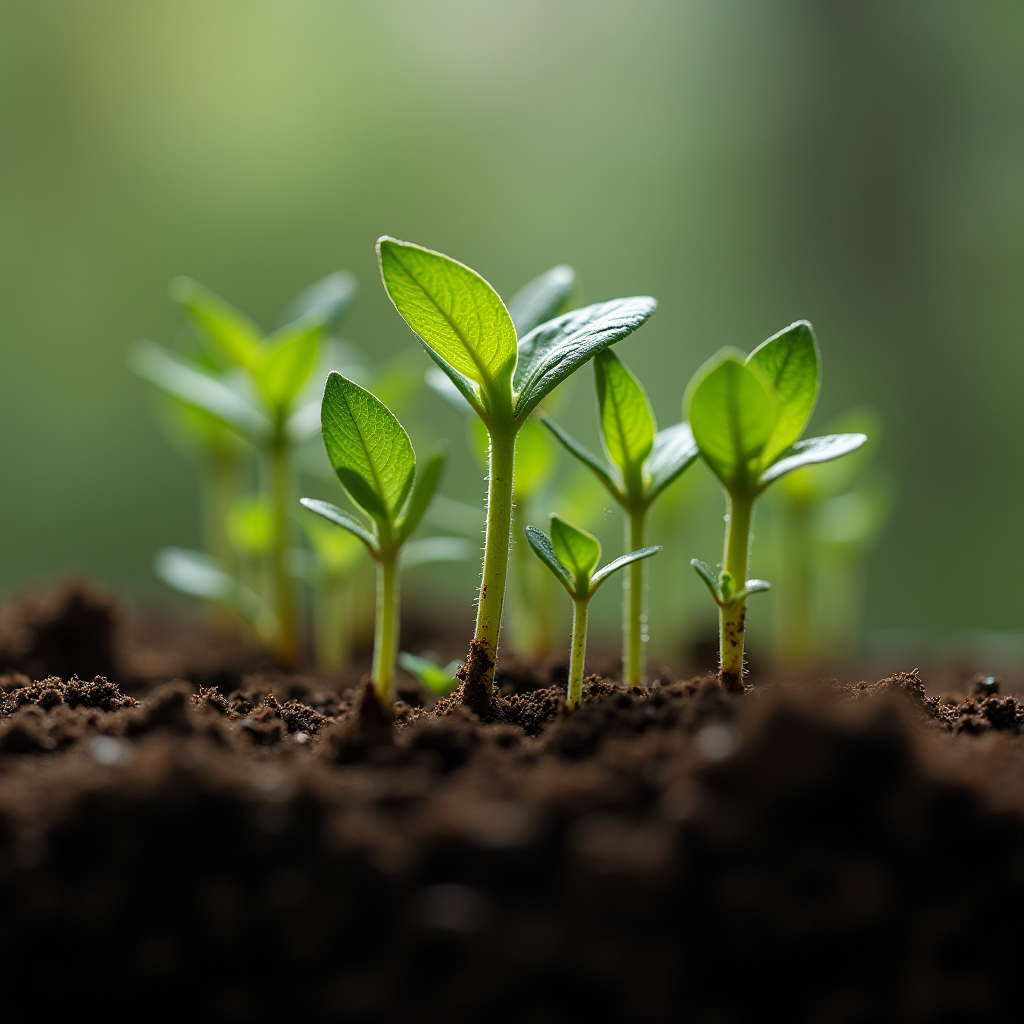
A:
[623,505,648,686]
[472,425,517,692]
[567,597,590,708]
[270,436,298,668]
[315,572,352,673]
[372,550,399,709]
[720,493,754,692]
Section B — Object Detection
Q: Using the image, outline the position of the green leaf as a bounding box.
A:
[377,237,518,393]
[320,372,416,529]
[299,498,378,554]
[524,525,574,594]
[514,417,556,498]
[645,422,698,498]
[129,341,270,440]
[257,316,326,413]
[507,264,576,336]
[550,514,601,592]
[686,350,775,493]
[589,545,662,592]
[733,579,771,602]
[401,536,474,571]
[398,652,461,696]
[594,349,655,492]
[397,447,448,544]
[690,559,723,605]
[758,433,868,488]
[746,320,820,465]
[279,271,357,331]
[539,415,621,497]
[513,296,658,421]
[170,277,264,373]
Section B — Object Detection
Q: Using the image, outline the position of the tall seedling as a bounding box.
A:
[377,238,657,693]
[543,350,698,684]
[685,321,866,690]
[301,372,447,709]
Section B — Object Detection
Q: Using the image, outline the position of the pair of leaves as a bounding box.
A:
[543,350,699,509]
[377,238,657,429]
[526,514,661,601]
[685,321,867,496]
[300,372,446,555]
[690,559,771,609]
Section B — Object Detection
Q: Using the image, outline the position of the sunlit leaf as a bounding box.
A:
[594,349,655,490]
[170,277,264,373]
[507,264,576,337]
[257,315,325,413]
[550,514,601,590]
[758,433,868,488]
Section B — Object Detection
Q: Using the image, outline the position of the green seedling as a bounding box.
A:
[542,350,699,685]
[377,237,656,693]
[301,372,448,710]
[684,321,867,691]
[526,515,660,707]
[398,652,462,698]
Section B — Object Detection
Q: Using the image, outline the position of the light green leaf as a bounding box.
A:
[758,433,868,488]
[401,536,474,571]
[513,296,658,421]
[686,350,775,493]
[645,422,698,498]
[170,277,264,373]
[690,559,723,605]
[398,652,461,696]
[746,320,820,465]
[320,372,416,529]
[398,447,448,544]
[280,271,357,331]
[507,264,576,337]
[257,316,325,413]
[130,341,270,440]
[589,545,661,592]
[377,237,518,392]
[550,514,601,591]
[524,525,574,594]
[299,498,378,554]
[733,579,771,602]
[594,349,655,491]
[514,417,556,498]
[540,415,622,498]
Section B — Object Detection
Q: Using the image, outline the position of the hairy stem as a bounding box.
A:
[315,572,352,673]
[472,425,517,693]
[568,597,590,708]
[720,494,753,692]
[623,505,648,686]
[270,436,298,668]
[372,550,399,709]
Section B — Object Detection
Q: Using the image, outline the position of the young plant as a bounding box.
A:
[300,372,447,710]
[526,515,660,707]
[542,349,699,685]
[684,321,867,691]
[377,237,657,693]
[398,652,462,699]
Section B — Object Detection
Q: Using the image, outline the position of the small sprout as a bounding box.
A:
[378,237,657,694]
[542,349,699,685]
[526,515,660,707]
[399,652,462,697]
[684,321,867,691]
[301,372,448,710]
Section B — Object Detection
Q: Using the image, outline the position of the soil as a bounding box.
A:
[0,582,1021,1023]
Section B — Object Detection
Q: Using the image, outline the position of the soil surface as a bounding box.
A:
[0,583,1021,1022]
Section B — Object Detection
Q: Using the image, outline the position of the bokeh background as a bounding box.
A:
[0,1,1020,667]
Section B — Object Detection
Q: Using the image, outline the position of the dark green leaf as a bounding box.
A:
[540,415,622,498]
[299,497,378,553]
[550,514,601,591]
[507,264,576,336]
[280,271,357,331]
[513,296,658,421]
[594,349,655,490]
[758,433,868,488]
[398,447,449,544]
[645,422,698,498]
[525,525,574,594]
[170,277,264,372]
[589,545,662,591]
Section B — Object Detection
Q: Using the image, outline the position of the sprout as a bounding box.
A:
[684,321,867,691]
[377,237,657,695]
[301,372,448,710]
[398,652,462,698]
[526,515,660,707]
[542,350,699,685]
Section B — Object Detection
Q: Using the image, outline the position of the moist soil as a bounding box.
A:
[0,583,1021,1023]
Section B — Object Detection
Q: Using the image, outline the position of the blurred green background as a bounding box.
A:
[0,1,1020,661]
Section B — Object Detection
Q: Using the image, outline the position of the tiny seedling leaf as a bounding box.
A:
[525,525,575,594]
[397,447,449,544]
[645,421,699,498]
[279,271,357,331]
[589,545,662,591]
[513,296,658,421]
[690,559,723,604]
[170,277,264,373]
[540,414,622,497]
[320,371,416,528]
[507,264,576,337]
[594,349,656,489]
[758,433,868,488]
[550,514,602,591]
[377,237,518,391]
[746,320,821,465]
[733,579,772,602]
[257,315,325,413]
[398,652,461,696]
[401,536,474,572]
[299,498,378,554]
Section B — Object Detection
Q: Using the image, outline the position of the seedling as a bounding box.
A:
[398,652,462,698]
[526,515,660,707]
[684,321,867,691]
[301,371,448,710]
[377,237,656,693]
[542,350,699,685]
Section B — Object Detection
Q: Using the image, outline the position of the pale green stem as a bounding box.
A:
[315,571,353,673]
[372,550,399,709]
[270,436,298,668]
[473,426,517,692]
[567,596,590,708]
[720,494,753,692]
[623,505,648,687]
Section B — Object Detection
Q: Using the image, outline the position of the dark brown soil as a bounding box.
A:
[0,585,1020,1022]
